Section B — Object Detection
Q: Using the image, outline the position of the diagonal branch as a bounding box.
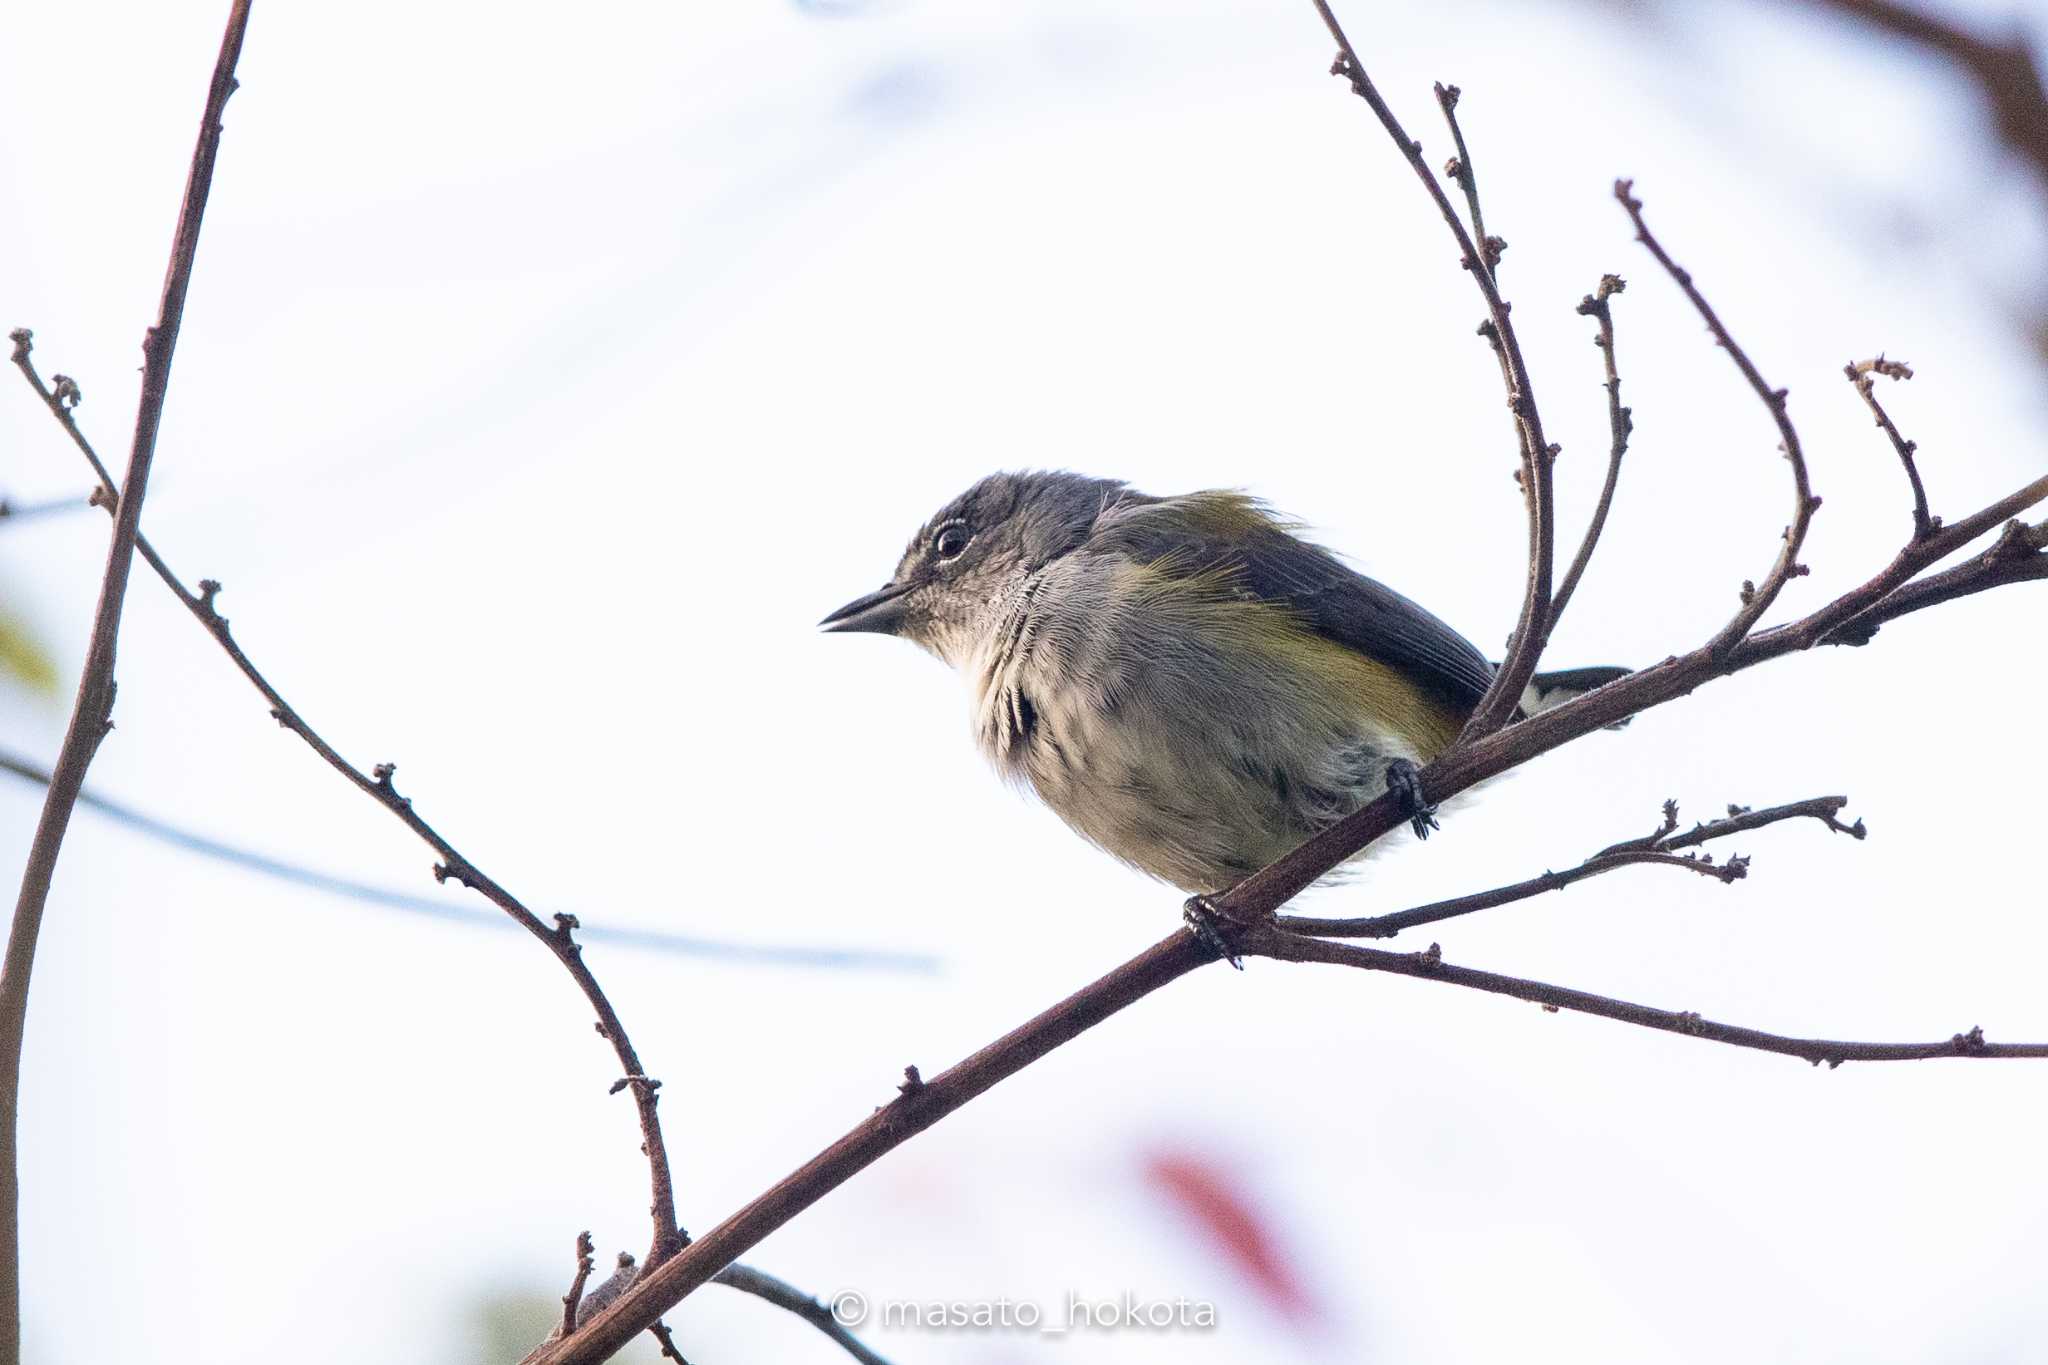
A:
[530,514,2048,1363]
[1615,180,1820,657]
[0,4,253,1358]
[12,347,685,1268]
[1821,514,2048,646]
[1276,795,1860,939]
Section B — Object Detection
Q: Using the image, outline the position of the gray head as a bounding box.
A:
[821,470,1126,666]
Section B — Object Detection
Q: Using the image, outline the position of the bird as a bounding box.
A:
[821,470,1625,897]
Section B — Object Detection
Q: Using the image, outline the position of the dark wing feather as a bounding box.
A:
[1091,493,1496,713]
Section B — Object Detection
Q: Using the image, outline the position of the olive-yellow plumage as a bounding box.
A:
[822,471,1619,893]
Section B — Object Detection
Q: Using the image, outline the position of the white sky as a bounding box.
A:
[3,0,2046,1361]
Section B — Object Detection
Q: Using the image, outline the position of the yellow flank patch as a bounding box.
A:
[1112,556,1462,758]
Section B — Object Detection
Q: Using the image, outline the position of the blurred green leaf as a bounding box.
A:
[0,609,57,697]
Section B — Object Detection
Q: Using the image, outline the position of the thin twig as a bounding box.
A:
[561,1231,597,1337]
[0,5,253,1357]
[1845,356,1934,540]
[1433,83,1501,277]
[10,354,685,1268]
[647,1320,689,1363]
[1549,274,1632,631]
[1614,179,1820,657]
[1276,794,1858,939]
[1248,923,2047,1066]
[713,1264,895,1365]
[1312,1,1557,736]
[1615,180,1820,657]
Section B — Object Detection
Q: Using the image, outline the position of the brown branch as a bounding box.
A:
[561,1231,597,1338]
[1246,923,2048,1066]
[1550,275,1633,631]
[712,1264,895,1365]
[519,933,1214,1364]
[1845,357,1934,540]
[1614,179,1820,657]
[1434,83,1501,277]
[536,742,2042,1365]
[1821,515,2048,645]
[1643,795,1866,852]
[1311,1,1557,736]
[0,5,253,1357]
[1276,795,1858,939]
[646,1320,688,1363]
[11,355,684,1269]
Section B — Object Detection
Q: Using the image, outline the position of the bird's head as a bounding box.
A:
[820,470,1126,667]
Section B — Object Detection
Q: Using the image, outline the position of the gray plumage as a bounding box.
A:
[823,470,1624,893]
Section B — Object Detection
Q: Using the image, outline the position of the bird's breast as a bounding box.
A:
[964,559,1463,891]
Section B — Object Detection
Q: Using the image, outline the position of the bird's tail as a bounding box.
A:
[1520,664,1631,719]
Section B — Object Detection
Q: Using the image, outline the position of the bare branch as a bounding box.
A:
[1821,515,2048,645]
[1434,83,1502,277]
[1615,179,1819,656]
[11,357,685,1268]
[1311,1,1557,735]
[1550,274,1633,631]
[646,1320,688,1363]
[0,4,253,1354]
[1645,795,1866,852]
[1276,794,1857,939]
[1249,924,2048,1065]
[519,932,1215,1364]
[1845,356,1934,540]
[561,1231,597,1338]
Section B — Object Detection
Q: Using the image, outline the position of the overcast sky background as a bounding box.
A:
[3,0,2046,1361]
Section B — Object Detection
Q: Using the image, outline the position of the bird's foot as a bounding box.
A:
[1182,895,1245,971]
[1386,759,1440,840]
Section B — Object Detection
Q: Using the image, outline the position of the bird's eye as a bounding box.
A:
[932,524,971,560]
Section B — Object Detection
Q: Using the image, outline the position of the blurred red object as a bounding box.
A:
[1144,1147,1325,1330]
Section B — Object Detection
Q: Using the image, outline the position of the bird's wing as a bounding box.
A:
[1090,491,1497,713]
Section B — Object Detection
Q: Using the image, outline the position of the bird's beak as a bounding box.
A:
[819,581,913,635]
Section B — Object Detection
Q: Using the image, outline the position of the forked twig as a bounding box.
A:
[1277,795,1860,939]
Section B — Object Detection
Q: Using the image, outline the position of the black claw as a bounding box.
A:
[1386,759,1439,839]
[1182,895,1244,970]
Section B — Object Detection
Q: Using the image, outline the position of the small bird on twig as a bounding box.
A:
[823,471,1624,897]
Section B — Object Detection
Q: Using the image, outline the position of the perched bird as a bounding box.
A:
[821,471,1624,895]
